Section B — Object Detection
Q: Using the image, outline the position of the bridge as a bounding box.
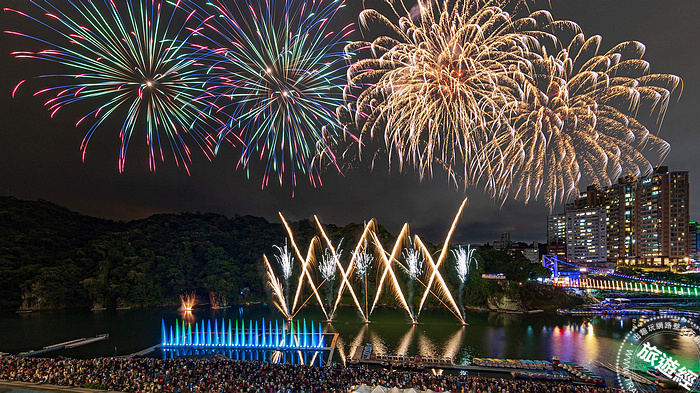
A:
[542,255,700,297]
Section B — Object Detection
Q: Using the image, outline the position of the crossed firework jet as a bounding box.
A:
[263,198,470,325]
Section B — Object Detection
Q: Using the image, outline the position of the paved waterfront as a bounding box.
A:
[0,380,117,392]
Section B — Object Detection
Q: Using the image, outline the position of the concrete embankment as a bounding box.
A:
[0,380,121,392]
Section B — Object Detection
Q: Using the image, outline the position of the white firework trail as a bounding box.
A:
[354,250,373,278]
[320,245,342,282]
[403,247,424,280]
[320,240,342,317]
[273,240,294,281]
[452,245,477,284]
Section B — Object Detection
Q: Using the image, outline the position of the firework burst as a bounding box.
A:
[353,245,373,322]
[273,238,295,308]
[482,33,680,207]
[402,243,424,318]
[5,0,221,172]
[341,0,680,208]
[265,198,470,324]
[341,0,563,181]
[190,0,357,189]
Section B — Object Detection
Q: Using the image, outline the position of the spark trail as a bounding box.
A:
[416,198,468,322]
[5,0,222,172]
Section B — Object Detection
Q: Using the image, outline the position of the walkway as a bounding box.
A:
[0,380,121,393]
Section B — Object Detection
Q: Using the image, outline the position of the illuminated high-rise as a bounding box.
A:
[552,166,690,266]
[547,213,567,257]
[604,167,689,265]
[565,208,607,264]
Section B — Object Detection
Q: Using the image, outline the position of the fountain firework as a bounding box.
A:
[403,244,424,318]
[415,198,469,324]
[209,292,228,309]
[320,241,342,315]
[314,216,366,322]
[179,293,196,312]
[452,245,478,320]
[273,240,294,307]
[354,243,373,323]
[332,220,377,323]
[370,224,415,323]
[264,198,471,324]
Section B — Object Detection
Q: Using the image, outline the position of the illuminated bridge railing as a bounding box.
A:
[161,318,325,349]
[554,278,700,297]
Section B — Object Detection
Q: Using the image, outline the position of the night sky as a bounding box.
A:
[0,0,698,245]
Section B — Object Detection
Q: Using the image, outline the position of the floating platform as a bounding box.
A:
[17,334,109,357]
[124,344,161,358]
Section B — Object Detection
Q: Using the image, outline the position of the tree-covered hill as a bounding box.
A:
[0,197,121,310]
[0,197,398,311]
[0,196,553,312]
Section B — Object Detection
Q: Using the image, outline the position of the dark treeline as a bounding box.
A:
[0,197,561,312]
[0,197,396,311]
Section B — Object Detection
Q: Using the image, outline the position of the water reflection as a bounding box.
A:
[2,305,699,388]
[442,326,465,360]
[179,310,195,324]
[367,329,387,354]
[331,322,368,364]
[396,325,415,355]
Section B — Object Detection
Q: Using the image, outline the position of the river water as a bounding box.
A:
[1,305,698,388]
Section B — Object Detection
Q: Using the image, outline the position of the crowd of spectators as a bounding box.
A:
[0,356,630,393]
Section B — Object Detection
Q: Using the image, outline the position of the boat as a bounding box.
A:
[646,367,673,382]
[511,371,571,381]
[680,327,696,337]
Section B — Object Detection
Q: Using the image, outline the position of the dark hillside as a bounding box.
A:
[0,197,552,312]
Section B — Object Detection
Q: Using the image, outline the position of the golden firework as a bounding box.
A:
[341,0,680,208]
[483,34,680,208]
